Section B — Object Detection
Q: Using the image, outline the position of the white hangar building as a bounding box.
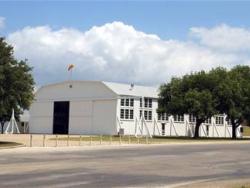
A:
[29,80,242,138]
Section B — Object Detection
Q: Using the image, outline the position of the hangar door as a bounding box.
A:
[53,101,69,134]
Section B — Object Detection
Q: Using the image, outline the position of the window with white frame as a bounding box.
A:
[144,98,152,108]
[120,98,134,120]
[173,115,184,122]
[140,110,152,121]
[215,116,224,125]
[189,115,196,123]
[204,118,212,124]
[158,112,168,121]
[139,97,153,121]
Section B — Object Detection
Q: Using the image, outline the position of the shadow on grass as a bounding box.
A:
[0,141,23,148]
[153,135,250,141]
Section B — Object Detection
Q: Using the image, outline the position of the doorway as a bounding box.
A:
[162,123,165,136]
[53,101,69,134]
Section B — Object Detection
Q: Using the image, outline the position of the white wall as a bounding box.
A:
[92,100,117,135]
[29,101,53,134]
[69,101,93,134]
[29,81,118,135]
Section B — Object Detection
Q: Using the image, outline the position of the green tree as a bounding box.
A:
[158,71,218,138]
[0,38,34,133]
[213,65,250,139]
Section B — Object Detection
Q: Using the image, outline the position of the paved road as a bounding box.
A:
[0,143,250,188]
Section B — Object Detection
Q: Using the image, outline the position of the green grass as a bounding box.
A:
[235,185,250,188]
[0,141,23,148]
[243,126,250,136]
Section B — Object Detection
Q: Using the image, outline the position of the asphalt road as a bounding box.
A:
[0,143,250,188]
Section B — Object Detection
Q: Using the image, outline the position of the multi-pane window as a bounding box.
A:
[130,99,134,107]
[173,115,184,122]
[158,113,168,121]
[120,98,134,120]
[139,97,153,121]
[144,98,152,108]
[125,99,129,106]
[121,99,125,106]
[140,98,153,108]
[130,110,134,119]
[120,109,124,119]
[204,118,212,124]
[121,98,134,107]
[215,116,224,125]
[120,109,134,120]
[140,110,152,121]
[144,111,148,120]
[148,111,152,120]
[189,115,196,123]
[125,109,129,119]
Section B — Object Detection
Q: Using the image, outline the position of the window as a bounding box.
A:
[148,111,152,120]
[215,116,224,125]
[130,110,134,119]
[139,97,153,121]
[125,98,129,106]
[148,98,152,108]
[144,98,152,108]
[140,110,152,121]
[125,109,129,119]
[130,99,134,107]
[144,111,148,120]
[174,115,184,122]
[120,97,134,120]
[189,115,196,123]
[204,118,212,124]
[120,109,124,119]
[158,113,161,121]
[158,113,168,121]
[121,99,125,106]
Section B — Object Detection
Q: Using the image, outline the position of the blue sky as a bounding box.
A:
[1,1,250,40]
[1,1,250,86]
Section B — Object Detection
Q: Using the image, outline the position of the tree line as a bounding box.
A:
[158,66,250,139]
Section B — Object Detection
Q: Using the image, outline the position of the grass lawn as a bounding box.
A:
[0,141,23,148]
[234,184,250,188]
[243,126,250,136]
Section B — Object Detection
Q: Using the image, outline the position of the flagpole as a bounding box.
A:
[70,68,73,81]
[67,64,74,81]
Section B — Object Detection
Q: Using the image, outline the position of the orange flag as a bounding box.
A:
[68,64,74,71]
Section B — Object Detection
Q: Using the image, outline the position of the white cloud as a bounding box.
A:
[0,17,5,30]
[6,22,250,86]
[190,24,250,52]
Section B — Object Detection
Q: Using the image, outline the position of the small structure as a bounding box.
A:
[4,109,20,134]
[29,80,242,138]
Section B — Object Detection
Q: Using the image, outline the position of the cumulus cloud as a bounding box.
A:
[6,22,250,86]
[190,24,250,52]
[0,17,5,30]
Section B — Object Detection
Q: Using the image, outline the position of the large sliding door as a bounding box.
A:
[53,101,69,134]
